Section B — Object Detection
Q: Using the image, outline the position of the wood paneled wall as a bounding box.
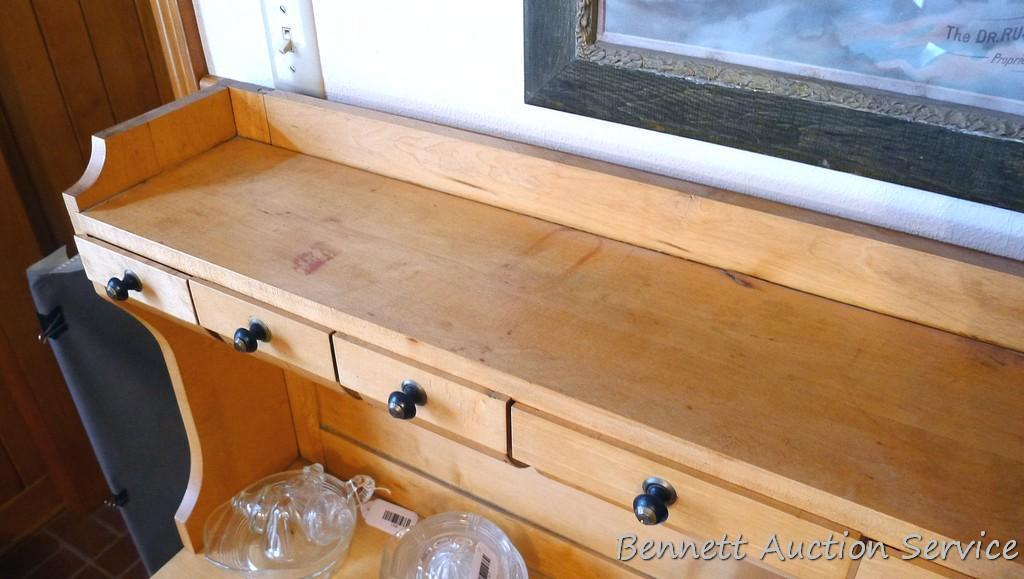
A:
[0,145,93,542]
[0,0,204,541]
[0,0,186,251]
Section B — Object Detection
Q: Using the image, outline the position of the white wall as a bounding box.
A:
[195,0,1024,260]
[195,0,274,89]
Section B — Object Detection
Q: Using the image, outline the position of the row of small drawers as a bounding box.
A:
[76,236,939,579]
[76,236,509,453]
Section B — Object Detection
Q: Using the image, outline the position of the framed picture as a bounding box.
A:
[524,0,1024,212]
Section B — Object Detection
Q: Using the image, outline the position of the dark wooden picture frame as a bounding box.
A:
[524,0,1024,212]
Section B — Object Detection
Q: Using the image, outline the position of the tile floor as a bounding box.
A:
[0,506,147,578]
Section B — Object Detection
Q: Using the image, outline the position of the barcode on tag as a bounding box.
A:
[360,499,419,535]
[382,509,413,529]
[478,552,492,579]
[470,543,499,579]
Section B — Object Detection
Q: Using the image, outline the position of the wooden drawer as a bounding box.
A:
[511,405,855,579]
[77,236,196,324]
[320,387,783,578]
[854,547,966,579]
[190,280,335,380]
[332,334,509,454]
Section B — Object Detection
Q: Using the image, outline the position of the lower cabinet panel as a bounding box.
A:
[322,431,634,578]
[318,387,782,578]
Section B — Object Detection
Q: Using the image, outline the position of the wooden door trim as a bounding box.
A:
[146,0,207,99]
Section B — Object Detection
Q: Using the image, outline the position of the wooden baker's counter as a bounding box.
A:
[65,82,1023,578]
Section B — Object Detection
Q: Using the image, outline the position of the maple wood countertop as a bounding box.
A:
[78,137,1024,565]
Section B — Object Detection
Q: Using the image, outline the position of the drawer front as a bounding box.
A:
[511,405,854,579]
[332,334,508,454]
[76,236,196,324]
[320,387,783,579]
[190,280,335,380]
[855,548,965,579]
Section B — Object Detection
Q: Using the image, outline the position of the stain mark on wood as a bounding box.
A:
[567,239,602,273]
[293,241,337,275]
[522,226,570,256]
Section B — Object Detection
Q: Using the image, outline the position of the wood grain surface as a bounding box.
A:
[77,235,197,324]
[319,386,784,578]
[511,405,855,578]
[854,546,969,579]
[120,303,299,551]
[76,137,1024,578]
[64,85,234,214]
[258,90,1024,354]
[191,279,336,380]
[333,334,509,455]
[323,431,647,578]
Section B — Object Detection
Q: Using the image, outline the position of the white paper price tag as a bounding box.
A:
[361,499,419,535]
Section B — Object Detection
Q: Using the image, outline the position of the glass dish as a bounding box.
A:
[204,463,374,578]
[379,512,528,579]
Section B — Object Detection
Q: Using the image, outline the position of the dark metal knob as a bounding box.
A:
[105,271,142,301]
[387,379,426,420]
[233,319,270,353]
[633,477,677,526]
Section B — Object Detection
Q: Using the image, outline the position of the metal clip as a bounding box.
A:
[104,488,129,508]
[36,307,67,344]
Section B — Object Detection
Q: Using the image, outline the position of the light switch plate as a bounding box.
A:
[261,0,325,97]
